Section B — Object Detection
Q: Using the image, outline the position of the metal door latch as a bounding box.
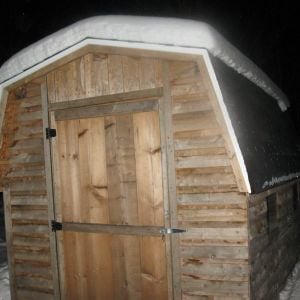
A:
[159,228,186,235]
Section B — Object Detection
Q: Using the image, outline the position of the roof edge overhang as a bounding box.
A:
[0,39,252,193]
[0,16,289,110]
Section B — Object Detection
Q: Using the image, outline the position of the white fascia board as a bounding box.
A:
[0,38,251,193]
[202,52,251,193]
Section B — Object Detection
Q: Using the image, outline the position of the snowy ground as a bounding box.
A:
[280,259,300,300]
[0,239,10,300]
[0,238,300,300]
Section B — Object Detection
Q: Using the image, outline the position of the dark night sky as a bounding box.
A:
[0,1,299,127]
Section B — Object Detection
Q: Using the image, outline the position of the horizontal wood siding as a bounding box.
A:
[1,81,54,299]
[0,50,255,300]
[46,53,163,103]
[169,60,249,299]
[249,181,300,300]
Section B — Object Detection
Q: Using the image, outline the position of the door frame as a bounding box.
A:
[42,83,181,300]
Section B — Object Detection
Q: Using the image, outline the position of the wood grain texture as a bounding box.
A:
[248,181,300,300]
[169,59,250,299]
[46,53,163,104]
[54,105,168,299]
[0,81,55,300]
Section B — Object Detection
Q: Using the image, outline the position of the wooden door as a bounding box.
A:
[50,100,172,300]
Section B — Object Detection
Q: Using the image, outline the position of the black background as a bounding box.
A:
[0,0,299,128]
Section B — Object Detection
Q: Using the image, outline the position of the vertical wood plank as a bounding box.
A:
[104,115,128,299]
[133,111,168,299]
[105,114,142,299]
[133,111,164,226]
[108,55,124,94]
[81,118,109,223]
[55,68,69,102]
[46,72,57,103]
[154,59,163,87]
[139,58,156,89]
[41,81,61,299]
[122,56,140,92]
[0,89,9,139]
[162,61,182,300]
[87,233,114,300]
[139,236,168,300]
[56,120,80,222]
[85,53,109,98]
[48,111,67,299]
[57,120,87,299]
[158,96,174,300]
[76,118,115,299]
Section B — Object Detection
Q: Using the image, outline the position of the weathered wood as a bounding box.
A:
[168,59,250,299]
[181,259,249,281]
[49,87,163,111]
[15,289,54,300]
[84,53,109,97]
[178,208,247,222]
[197,57,247,192]
[17,110,43,122]
[162,61,181,300]
[175,155,231,169]
[105,114,137,225]
[176,173,237,186]
[172,111,218,133]
[108,55,124,94]
[122,56,140,92]
[3,187,16,300]
[133,111,168,299]
[55,99,158,121]
[62,222,171,236]
[174,134,224,151]
[134,111,164,226]
[41,81,61,300]
[172,96,211,115]
[248,182,300,300]
[0,89,9,142]
[181,279,249,297]
[11,96,42,108]
[53,104,169,298]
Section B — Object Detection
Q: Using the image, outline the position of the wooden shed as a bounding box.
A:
[0,16,300,300]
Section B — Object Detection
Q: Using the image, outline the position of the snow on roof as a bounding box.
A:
[0,15,289,110]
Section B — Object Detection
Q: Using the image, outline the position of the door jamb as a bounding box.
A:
[42,82,182,300]
[41,82,61,300]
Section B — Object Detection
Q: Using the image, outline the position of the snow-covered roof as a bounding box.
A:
[0,15,289,110]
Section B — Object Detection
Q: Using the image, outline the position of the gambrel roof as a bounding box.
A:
[1,15,299,193]
[0,15,289,110]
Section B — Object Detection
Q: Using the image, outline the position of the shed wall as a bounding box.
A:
[1,80,54,300]
[249,181,300,300]
[168,59,249,299]
[1,50,249,299]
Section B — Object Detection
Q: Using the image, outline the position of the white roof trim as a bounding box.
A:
[202,53,251,193]
[0,15,289,110]
[0,38,252,193]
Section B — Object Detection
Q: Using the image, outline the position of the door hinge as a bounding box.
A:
[46,128,56,139]
[51,220,62,232]
[159,228,186,235]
